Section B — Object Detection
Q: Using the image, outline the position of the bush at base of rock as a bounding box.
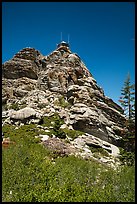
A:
[119,147,135,166]
[89,146,109,157]
[9,103,20,110]
[2,123,135,202]
[52,116,66,139]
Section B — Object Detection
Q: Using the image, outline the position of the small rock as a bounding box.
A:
[60,124,68,129]
[39,134,49,141]
[44,130,50,133]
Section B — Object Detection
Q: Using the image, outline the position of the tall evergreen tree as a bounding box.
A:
[119,73,135,152]
[119,73,135,121]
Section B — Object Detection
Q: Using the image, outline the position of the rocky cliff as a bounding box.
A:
[2,42,126,148]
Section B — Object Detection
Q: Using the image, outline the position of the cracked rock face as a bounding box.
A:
[2,42,126,146]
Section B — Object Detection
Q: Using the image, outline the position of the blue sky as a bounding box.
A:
[2,2,135,105]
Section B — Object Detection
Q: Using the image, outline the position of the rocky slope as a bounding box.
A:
[2,42,127,165]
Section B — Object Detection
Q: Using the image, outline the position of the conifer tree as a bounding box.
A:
[119,73,135,152]
[119,73,135,121]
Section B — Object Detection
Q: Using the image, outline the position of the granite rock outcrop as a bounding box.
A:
[2,42,126,148]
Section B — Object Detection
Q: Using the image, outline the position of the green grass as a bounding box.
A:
[54,96,70,108]
[89,146,109,158]
[2,124,135,202]
[41,113,63,127]
[63,128,84,140]
[118,147,135,166]
[39,114,84,140]
[9,103,20,110]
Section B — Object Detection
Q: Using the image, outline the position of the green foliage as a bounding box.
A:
[2,124,135,202]
[39,113,66,139]
[119,147,135,166]
[89,146,109,157]
[40,113,83,139]
[19,101,27,109]
[40,116,53,127]
[20,104,27,109]
[54,96,70,108]
[119,118,135,152]
[37,103,48,109]
[9,103,20,110]
[119,73,135,152]
[38,114,83,140]
[2,104,8,111]
[52,115,66,139]
[63,128,83,140]
[119,73,135,121]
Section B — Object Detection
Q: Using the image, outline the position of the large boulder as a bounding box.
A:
[2,47,43,80]
[2,58,38,79]
[9,107,36,120]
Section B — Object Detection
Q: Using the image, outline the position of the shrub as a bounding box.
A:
[52,115,66,139]
[119,147,135,166]
[37,103,47,109]
[2,124,135,202]
[9,103,19,110]
[39,113,66,139]
[89,146,109,157]
[54,96,70,108]
[2,104,8,111]
[63,128,83,140]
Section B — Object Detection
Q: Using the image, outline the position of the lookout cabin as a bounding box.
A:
[57,41,69,49]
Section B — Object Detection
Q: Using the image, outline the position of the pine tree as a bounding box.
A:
[119,73,135,152]
[119,73,135,121]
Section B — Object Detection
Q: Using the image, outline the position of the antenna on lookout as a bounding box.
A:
[57,32,70,49]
